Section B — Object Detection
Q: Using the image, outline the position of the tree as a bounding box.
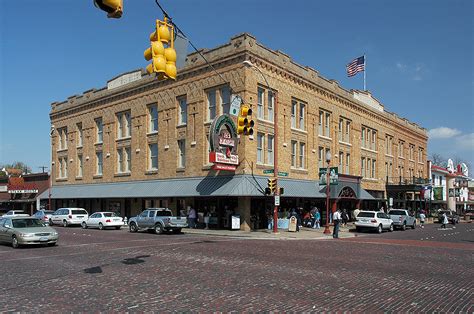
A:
[0,161,32,174]
[429,153,446,167]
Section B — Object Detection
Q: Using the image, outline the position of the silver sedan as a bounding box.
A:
[0,217,59,248]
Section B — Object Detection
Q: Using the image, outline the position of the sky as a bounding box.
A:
[0,0,473,172]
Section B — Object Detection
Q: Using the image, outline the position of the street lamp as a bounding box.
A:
[323,151,332,234]
[49,125,55,211]
[243,60,279,233]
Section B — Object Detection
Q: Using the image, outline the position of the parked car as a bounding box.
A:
[129,208,188,234]
[3,210,30,217]
[49,208,89,227]
[0,217,58,248]
[81,212,123,230]
[33,210,55,225]
[355,211,394,233]
[437,210,460,224]
[388,209,416,230]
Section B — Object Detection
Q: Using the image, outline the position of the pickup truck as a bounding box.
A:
[128,208,188,234]
[388,209,416,230]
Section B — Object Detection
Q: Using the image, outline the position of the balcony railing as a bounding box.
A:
[386,176,430,185]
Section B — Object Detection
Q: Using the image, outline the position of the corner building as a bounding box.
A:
[40,33,428,230]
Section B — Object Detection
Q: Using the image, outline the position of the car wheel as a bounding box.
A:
[377,224,383,234]
[81,222,88,229]
[12,236,20,248]
[62,220,68,227]
[389,224,394,232]
[401,222,406,231]
[154,223,164,234]
[412,221,416,229]
[49,219,54,226]
[99,223,104,230]
[129,222,138,233]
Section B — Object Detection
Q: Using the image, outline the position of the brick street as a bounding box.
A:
[0,223,472,312]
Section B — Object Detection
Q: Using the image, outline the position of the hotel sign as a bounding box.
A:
[209,114,239,171]
[8,184,39,194]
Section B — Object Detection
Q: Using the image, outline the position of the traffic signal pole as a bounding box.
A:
[273,91,279,233]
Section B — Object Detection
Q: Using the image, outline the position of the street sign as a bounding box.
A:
[319,167,339,185]
[229,95,242,116]
[274,195,280,206]
[277,171,288,177]
[263,169,274,174]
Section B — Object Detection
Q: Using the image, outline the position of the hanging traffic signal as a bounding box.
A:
[94,0,123,18]
[268,178,277,194]
[144,17,177,80]
[237,105,254,136]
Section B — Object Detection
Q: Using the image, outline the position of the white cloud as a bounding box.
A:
[395,62,426,81]
[428,127,462,139]
[455,133,474,150]
[396,62,406,71]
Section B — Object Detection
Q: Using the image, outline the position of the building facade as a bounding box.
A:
[39,33,428,230]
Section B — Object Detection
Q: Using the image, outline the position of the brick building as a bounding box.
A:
[38,33,428,230]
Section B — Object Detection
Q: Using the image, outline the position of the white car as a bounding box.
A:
[355,211,394,233]
[81,212,123,230]
[3,210,30,217]
[50,208,89,227]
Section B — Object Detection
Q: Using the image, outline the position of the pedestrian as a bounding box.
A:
[419,211,426,228]
[187,206,197,229]
[342,208,349,227]
[313,209,321,229]
[332,209,341,238]
[204,209,210,230]
[290,208,300,232]
[441,212,448,229]
[353,208,360,220]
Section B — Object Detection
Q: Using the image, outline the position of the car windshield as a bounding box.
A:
[357,212,375,218]
[156,210,172,217]
[12,219,45,228]
[44,211,55,214]
[389,210,406,215]
[103,212,118,217]
[72,210,88,215]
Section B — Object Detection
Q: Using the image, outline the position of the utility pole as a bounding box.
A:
[39,166,48,173]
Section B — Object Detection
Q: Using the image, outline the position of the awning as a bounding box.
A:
[38,175,326,200]
[359,189,376,200]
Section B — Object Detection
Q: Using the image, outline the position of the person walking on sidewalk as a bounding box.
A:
[313,209,321,229]
[332,209,342,238]
[419,211,426,229]
[441,212,448,229]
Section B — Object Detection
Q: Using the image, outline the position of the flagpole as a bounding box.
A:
[364,54,366,91]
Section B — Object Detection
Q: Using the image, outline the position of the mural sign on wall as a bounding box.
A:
[208,114,239,171]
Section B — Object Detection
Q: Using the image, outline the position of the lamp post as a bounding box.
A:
[323,151,332,234]
[243,60,279,233]
[49,125,55,211]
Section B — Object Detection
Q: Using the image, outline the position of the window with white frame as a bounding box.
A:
[318,112,323,135]
[418,147,424,163]
[398,141,405,158]
[256,133,264,164]
[291,99,306,130]
[148,143,158,170]
[257,87,265,119]
[178,139,186,168]
[207,90,216,121]
[299,142,305,169]
[76,123,83,147]
[117,111,131,139]
[346,153,350,175]
[319,110,331,137]
[318,146,324,169]
[267,90,274,122]
[338,119,343,141]
[58,127,67,150]
[117,147,131,173]
[77,154,83,177]
[385,135,393,155]
[339,151,344,173]
[58,157,67,178]
[291,140,297,167]
[409,144,415,160]
[177,97,187,125]
[220,86,230,114]
[148,104,158,133]
[372,159,376,178]
[299,103,305,130]
[95,118,103,143]
[96,151,103,175]
[345,120,351,143]
[291,100,297,128]
[361,157,366,177]
[267,134,274,165]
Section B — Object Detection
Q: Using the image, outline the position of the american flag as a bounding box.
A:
[346,56,365,77]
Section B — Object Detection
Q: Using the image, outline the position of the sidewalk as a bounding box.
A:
[183,224,356,240]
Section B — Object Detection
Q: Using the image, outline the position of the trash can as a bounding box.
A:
[231,214,240,230]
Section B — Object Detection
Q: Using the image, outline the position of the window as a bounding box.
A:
[409,144,415,161]
[58,127,67,150]
[372,159,376,178]
[291,100,297,128]
[76,123,83,147]
[346,153,350,175]
[291,140,297,167]
[148,105,158,133]
[338,119,343,141]
[257,133,264,164]
[418,148,424,163]
[398,141,405,158]
[77,154,83,177]
[361,127,366,147]
[267,135,274,165]
[178,139,186,168]
[220,86,230,114]
[207,90,216,121]
[117,148,123,173]
[257,87,265,119]
[339,151,344,173]
[176,97,187,125]
[148,143,158,170]
[125,147,131,172]
[299,103,305,130]
[318,112,323,135]
[345,121,350,143]
[362,126,377,150]
[361,157,366,177]
[385,135,393,155]
[117,111,131,138]
[318,147,324,169]
[267,91,274,122]
[95,118,103,143]
[117,147,131,173]
[325,112,330,136]
[339,118,351,143]
[319,110,331,137]
[299,142,305,169]
[96,151,103,175]
[58,157,67,178]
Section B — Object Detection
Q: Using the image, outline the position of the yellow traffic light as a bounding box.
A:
[94,0,123,18]
[144,17,177,80]
[267,178,277,194]
[237,105,254,136]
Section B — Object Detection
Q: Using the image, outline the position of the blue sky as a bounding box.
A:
[1,0,473,172]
